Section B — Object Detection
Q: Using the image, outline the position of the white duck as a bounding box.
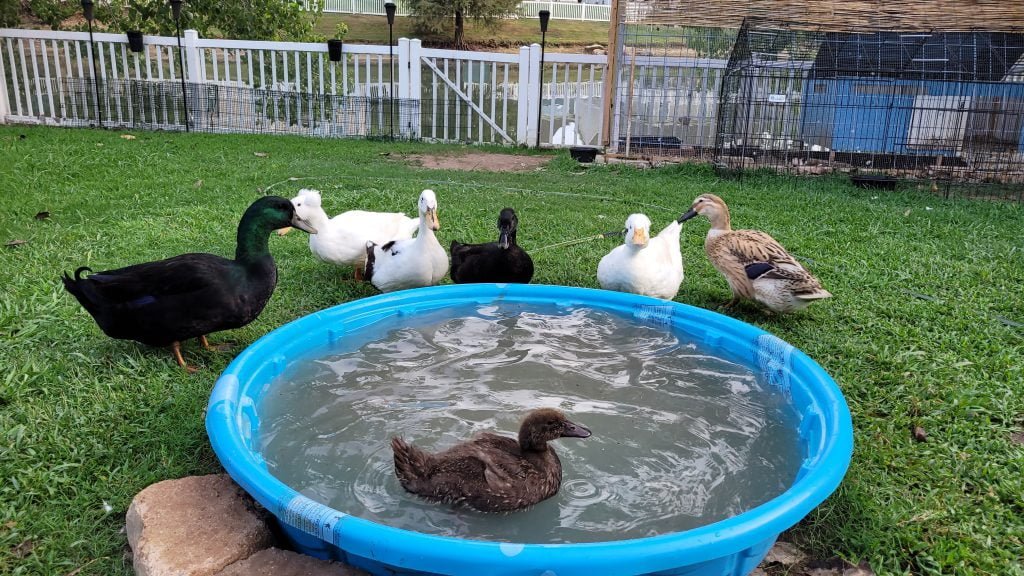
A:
[597,213,684,300]
[364,189,449,292]
[286,188,418,279]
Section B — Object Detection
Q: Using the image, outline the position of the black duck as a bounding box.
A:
[61,196,316,371]
[450,208,534,284]
[391,408,591,512]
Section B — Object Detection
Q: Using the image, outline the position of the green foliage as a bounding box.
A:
[405,0,519,46]
[89,0,325,40]
[28,0,77,30]
[0,0,17,27]
[332,20,348,40]
[1,125,1023,576]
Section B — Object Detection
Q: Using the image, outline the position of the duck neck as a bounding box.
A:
[307,208,331,231]
[418,213,436,241]
[707,208,731,234]
[518,431,548,453]
[235,213,274,265]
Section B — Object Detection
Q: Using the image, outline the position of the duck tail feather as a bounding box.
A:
[391,437,430,488]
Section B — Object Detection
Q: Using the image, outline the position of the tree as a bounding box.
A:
[406,0,519,49]
[22,0,324,41]
[0,0,18,27]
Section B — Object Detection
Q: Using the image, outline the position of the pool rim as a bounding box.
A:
[206,283,853,575]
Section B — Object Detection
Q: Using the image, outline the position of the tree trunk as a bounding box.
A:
[454,9,465,49]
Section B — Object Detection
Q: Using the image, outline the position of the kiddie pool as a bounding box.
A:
[206,284,853,576]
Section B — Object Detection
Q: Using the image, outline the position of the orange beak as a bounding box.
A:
[426,208,440,231]
[632,227,649,246]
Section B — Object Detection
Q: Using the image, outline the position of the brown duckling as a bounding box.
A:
[391,408,591,513]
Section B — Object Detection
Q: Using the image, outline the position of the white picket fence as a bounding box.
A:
[0,27,610,146]
[310,0,611,22]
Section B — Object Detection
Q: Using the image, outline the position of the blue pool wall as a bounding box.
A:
[206,284,854,576]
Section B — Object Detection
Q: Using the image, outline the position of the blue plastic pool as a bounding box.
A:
[206,284,853,576]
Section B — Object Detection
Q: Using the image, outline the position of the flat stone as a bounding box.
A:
[216,548,369,576]
[127,474,274,576]
[764,541,808,566]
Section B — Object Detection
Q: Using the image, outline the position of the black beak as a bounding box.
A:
[561,420,592,439]
[498,230,510,249]
[676,209,698,224]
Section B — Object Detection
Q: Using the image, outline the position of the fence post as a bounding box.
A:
[0,47,9,123]
[183,29,202,83]
[516,46,530,145]
[408,38,422,138]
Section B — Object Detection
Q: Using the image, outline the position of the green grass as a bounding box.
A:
[318,13,610,48]
[1,125,1023,576]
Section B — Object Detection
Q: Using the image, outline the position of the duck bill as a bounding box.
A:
[677,208,698,224]
[426,208,440,231]
[290,214,317,234]
[498,229,511,249]
[632,228,649,247]
[561,420,592,439]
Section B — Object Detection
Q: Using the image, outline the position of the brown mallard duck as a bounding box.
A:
[391,408,591,513]
[678,193,831,313]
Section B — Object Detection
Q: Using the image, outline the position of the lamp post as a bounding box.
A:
[81,0,103,127]
[385,2,396,140]
[536,10,549,148]
[169,0,190,132]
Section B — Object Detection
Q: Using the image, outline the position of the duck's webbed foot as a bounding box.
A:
[199,335,234,352]
[171,341,199,373]
[353,266,364,281]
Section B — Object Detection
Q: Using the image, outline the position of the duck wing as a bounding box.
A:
[722,230,830,301]
[73,253,235,304]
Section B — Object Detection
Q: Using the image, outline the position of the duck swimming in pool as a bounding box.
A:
[391,408,591,513]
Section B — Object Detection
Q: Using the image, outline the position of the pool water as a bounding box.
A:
[258,303,802,544]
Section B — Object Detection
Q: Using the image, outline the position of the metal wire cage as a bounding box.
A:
[714,19,1024,196]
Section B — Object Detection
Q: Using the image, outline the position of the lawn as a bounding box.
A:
[1,125,1022,576]
[317,13,610,49]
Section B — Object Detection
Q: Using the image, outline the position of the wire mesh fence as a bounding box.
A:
[614,24,737,159]
[713,19,1024,198]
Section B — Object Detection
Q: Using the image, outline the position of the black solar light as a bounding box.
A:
[81,0,103,127]
[169,0,190,132]
[536,10,550,148]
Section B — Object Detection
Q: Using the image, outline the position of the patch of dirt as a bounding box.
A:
[404,152,550,173]
[1011,431,1024,445]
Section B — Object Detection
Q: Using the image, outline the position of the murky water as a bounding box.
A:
[258,304,802,543]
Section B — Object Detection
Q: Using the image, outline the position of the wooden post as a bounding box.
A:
[601,0,621,150]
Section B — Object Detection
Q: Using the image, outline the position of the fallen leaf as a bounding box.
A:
[5,239,28,247]
[254,152,268,158]
[912,425,927,442]
[95,143,104,147]
[193,180,203,189]
[903,209,911,216]
[34,211,50,220]
[12,539,35,558]
[120,134,136,140]
[3,520,15,529]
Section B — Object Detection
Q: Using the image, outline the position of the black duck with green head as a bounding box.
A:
[61,196,317,370]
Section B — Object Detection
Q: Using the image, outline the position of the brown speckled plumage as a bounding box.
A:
[391,408,591,513]
[678,194,831,313]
